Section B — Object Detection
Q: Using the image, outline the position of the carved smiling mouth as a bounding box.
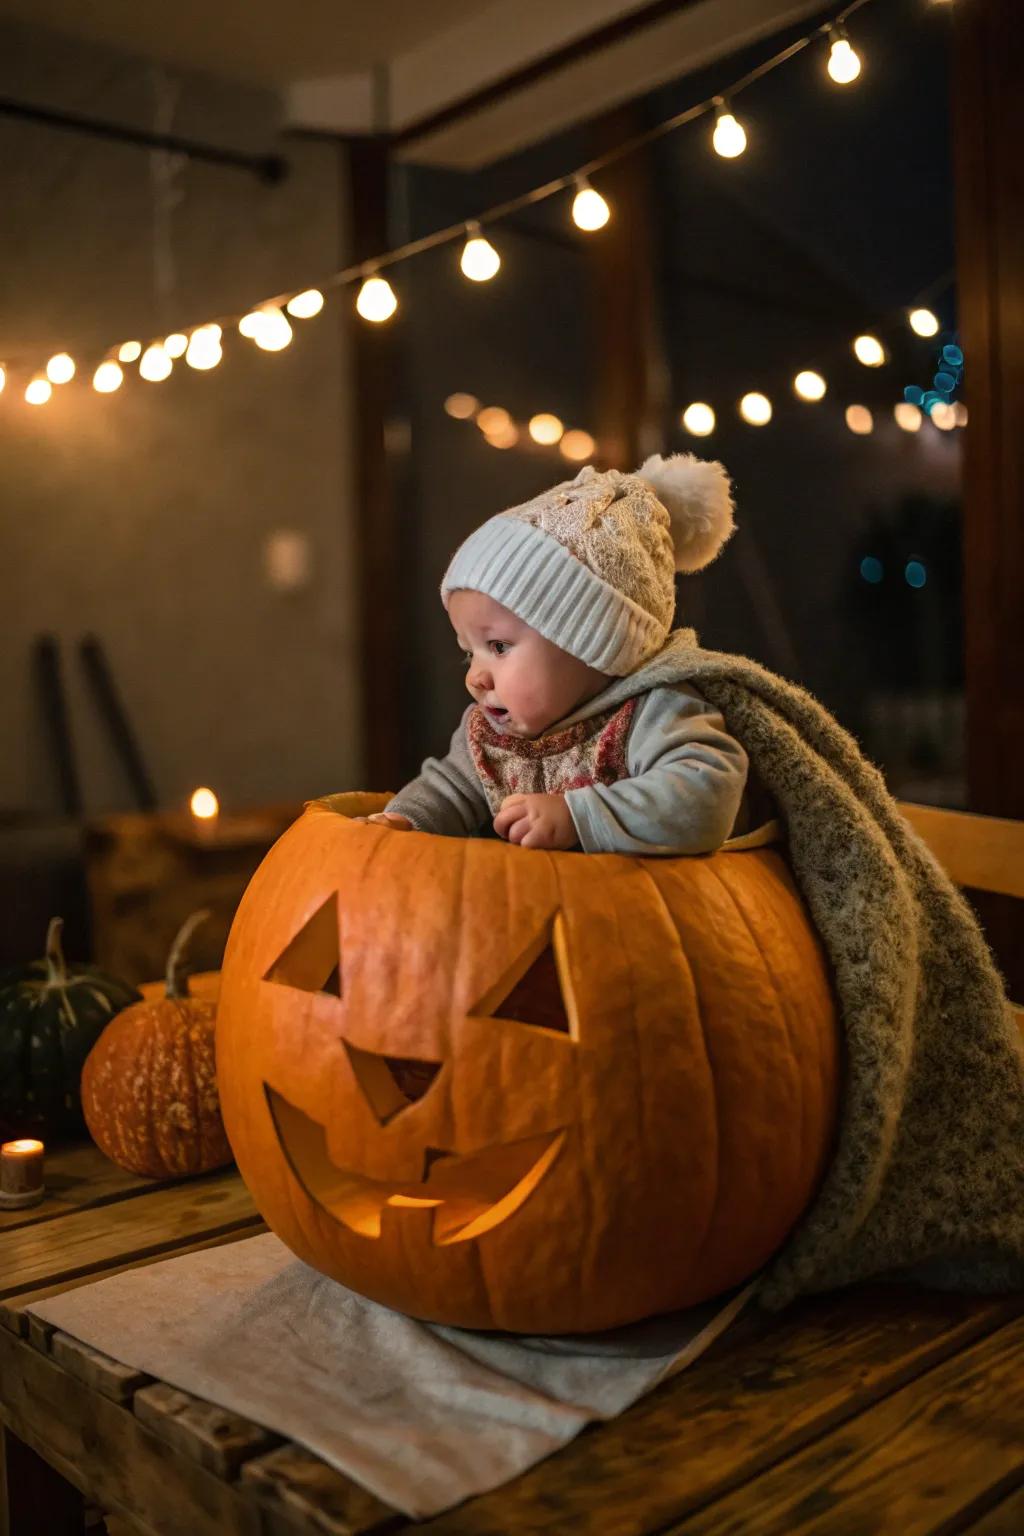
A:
[265,1085,565,1246]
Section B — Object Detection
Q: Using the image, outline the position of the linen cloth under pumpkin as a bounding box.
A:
[394,628,1024,1305]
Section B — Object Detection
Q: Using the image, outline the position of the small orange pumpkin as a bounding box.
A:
[217,794,840,1333]
[82,912,232,1179]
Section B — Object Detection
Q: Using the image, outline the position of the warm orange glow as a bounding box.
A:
[2,1139,44,1155]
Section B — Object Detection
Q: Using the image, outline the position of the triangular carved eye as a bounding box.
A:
[263,894,342,998]
[343,1039,441,1124]
[471,916,577,1039]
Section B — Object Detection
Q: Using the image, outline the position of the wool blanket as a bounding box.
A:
[592,631,1024,1309]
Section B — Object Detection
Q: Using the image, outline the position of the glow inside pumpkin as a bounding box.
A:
[216,794,840,1333]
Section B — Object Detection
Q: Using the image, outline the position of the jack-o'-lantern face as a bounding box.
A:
[216,795,839,1334]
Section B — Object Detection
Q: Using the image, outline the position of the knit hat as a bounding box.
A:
[440,454,735,675]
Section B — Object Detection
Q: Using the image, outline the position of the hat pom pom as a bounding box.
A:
[636,453,736,573]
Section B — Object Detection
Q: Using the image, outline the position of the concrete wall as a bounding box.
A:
[0,18,362,820]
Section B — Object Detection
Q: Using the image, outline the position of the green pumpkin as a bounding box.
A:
[0,918,141,1141]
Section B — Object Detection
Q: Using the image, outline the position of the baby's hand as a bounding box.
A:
[493,793,578,850]
[353,812,414,830]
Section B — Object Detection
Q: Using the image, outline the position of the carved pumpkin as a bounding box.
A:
[216,793,840,1334]
[82,913,232,1179]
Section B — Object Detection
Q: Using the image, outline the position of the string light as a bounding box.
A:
[826,25,862,84]
[92,361,123,393]
[931,401,956,430]
[894,402,922,432]
[681,402,716,436]
[908,307,939,337]
[118,340,142,363]
[460,223,501,282]
[286,289,324,319]
[484,422,519,449]
[560,429,596,461]
[571,177,611,231]
[139,344,173,382]
[739,392,772,426]
[186,324,223,370]
[853,334,886,367]
[846,404,873,434]
[46,353,75,385]
[712,98,747,159]
[164,333,188,359]
[476,406,512,435]
[356,273,398,323]
[528,413,564,445]
[25,377,52,405]
[444,392,479,419]
[252,306,293,352]
[794,370,827,401]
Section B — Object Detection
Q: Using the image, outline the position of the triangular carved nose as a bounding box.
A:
[343,1039,442,1125]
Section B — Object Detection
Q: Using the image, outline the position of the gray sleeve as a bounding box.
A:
[564,684,748,856]
[384,706,490,836]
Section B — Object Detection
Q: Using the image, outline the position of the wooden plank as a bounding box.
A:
[240,1442,405,1536]
[51,1333,152,1404]
[667,1313,1024,1534]
[0,1326,263,1536]
[898,802,1024,902]
[962,1483,1024,1532]
[0,1142,162,1235]
[411,1287,1023,1536]
[134,1382,281,1479]
[26,1312,56,1354]
[0,1222,266,1337]
[0,1168,258,1300]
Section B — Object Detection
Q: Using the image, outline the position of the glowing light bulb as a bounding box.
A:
[286,288,324,319]
[528,413,564,445]
[164,333,188,359]
[118,340,142,363]
[794,370,827,401]
[712,100,747,159]
[476,406,512,436]
[739,392,772,426]
[484,422,519,449]
[827,34,862,85]
[559,429,596,462]
[460,225,501,282]
[186,324,223,370]
[894,402,922,432]
[681,402,716,437]
[239,311,262,339]
[444,393,479,419]
[0,364,5,394]
[845,405,874,434]
[190,786,219,820]
[46,353,75,385]
[253,306,293,351]
[572,179,610,231]
[25,377,52,405]
[92,361,124,393]
[854,334,886,367]
[909,307,940,337]
[931,401,956,430]
[139,344,173,382]
[356,275,398,323]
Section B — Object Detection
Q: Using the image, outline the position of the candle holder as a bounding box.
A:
[0,1138,46,1208]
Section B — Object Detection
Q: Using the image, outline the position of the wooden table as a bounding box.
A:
[2,1144,1023,1536]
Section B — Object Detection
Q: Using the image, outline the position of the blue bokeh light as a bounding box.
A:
[860,556,884,584]
[942,344,965,368]
[904,384,924,405]
[904,560,927,589]
[933,371,956,393]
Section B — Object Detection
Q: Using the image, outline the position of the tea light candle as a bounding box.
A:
[0,1138,45,1208]
[190,785,220,843]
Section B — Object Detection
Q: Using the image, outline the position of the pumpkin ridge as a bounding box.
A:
[708,859,806,1176]
[640,862,722,1288]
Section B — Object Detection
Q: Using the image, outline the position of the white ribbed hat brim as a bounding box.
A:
[440,515,667,676]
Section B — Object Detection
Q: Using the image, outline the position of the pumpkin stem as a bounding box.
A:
[165,910,211,999]
[44,916,68,985]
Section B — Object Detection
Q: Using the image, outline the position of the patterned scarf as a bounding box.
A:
[466,698,639,814]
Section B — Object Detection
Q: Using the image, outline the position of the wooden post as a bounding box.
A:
[952,0,1024,992]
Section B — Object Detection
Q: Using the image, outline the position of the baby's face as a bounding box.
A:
[449,589,609,738]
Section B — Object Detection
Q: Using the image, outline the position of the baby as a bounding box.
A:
[361,454,757,853]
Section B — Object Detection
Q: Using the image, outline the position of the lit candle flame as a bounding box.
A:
[190,787,219,821]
